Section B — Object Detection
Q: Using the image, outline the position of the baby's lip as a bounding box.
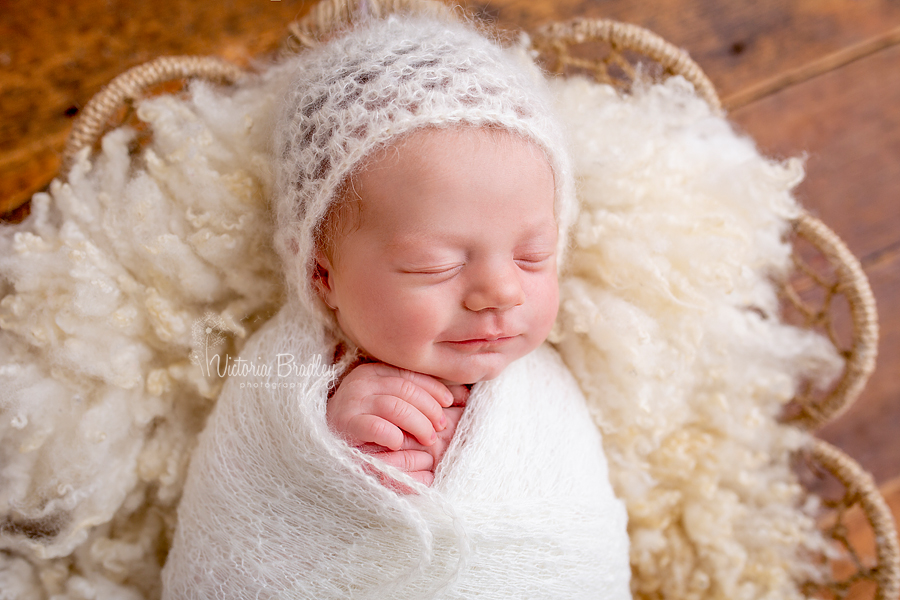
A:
[443,333,518,344]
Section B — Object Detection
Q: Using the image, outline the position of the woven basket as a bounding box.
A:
[55,0,899,597]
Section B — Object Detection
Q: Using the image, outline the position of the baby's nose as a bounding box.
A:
[463,261,525,312]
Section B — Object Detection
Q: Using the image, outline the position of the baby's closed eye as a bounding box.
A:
[399,263,465,278]
[514,252,554,270]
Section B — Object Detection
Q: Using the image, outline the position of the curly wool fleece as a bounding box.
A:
[272,16,577,329]
[0,13,843,600]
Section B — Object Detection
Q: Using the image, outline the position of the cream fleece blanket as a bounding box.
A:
[161,304,631,599]
[0,40,841,600]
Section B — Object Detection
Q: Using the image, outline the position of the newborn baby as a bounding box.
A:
[163,14,631,599]
[320,126,560,488]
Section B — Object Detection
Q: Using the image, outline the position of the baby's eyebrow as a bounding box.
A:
[383,222,558,248]
[381,236,459,262]
[518,221,559,241]
[382,234,433,252]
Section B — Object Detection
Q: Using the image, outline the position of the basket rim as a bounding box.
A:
[60,55,244,172]
[811,439,900,600]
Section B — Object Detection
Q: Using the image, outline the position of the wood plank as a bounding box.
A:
[817,251,900,486]
[730,43,900,273]
[0,0,320,214]
[5,1,900,215]
[728,42,900,486]
[722,24,900,110]
[483,0,900,99]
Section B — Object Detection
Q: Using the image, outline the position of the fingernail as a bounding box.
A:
[431,431,437,442]
[439,415,447,429]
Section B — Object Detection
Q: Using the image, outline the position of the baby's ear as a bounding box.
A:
[312,250,337,309]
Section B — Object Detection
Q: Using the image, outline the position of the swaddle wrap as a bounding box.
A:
[161,302,631,599]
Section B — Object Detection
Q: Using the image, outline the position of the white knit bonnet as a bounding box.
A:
[273,15,577,327]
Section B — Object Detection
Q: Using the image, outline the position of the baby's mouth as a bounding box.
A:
[442,335,517,345]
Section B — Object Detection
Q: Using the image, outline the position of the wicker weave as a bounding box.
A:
[786,214,880,430]
[286,0,454,48]
[60,56,245,171]
[57,0,898,597]
[531,18,721,113]
[807,439,900,600]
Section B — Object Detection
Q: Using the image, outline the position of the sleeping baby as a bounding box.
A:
[162,13,631,599]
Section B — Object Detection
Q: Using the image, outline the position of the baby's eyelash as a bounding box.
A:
[515,254,552,268]
[401,264,464,276]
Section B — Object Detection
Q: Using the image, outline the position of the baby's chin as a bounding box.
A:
[356,342,522,386]
[428,361,511,387]
[418,349,540,386]
[381,359,507,387]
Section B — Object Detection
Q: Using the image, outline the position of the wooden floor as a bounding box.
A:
[2,0,898,586]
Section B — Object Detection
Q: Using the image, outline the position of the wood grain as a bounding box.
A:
[730,44,900,265]
[729,44,900,486]
[818,253,900,486]
[5,1,900,214]
[0,0,319,214]
[481,0,900,98]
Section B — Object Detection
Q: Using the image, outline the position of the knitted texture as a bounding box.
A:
[273,16,576,330]
[161,310,631,599]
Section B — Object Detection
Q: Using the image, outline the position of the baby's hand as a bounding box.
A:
[327,362,454,451]
[361,402,467,493]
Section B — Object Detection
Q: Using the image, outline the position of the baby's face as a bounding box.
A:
[316,128,559,385]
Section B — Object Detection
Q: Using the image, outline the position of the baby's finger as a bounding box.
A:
[371,363,454,408]
[358,461,432,495]
[408,470,435,487]
[370,394,438,447]
[445,384,470,407]
[355,442,391,454]
[369,449,434,473]
[381,376,451,433]
[346,413,404,450]
[378,470,433,495]
[396,432,428,452]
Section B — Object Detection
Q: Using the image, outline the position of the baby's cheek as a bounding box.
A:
[531,275,560,337]
[376,297,440,355]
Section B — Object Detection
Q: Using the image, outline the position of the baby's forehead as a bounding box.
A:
[362,126,549,168]
[336,128,554,236]
[358,127,553,193]
[336,128,556,245]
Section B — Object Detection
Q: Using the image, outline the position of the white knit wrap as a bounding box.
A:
[272,16,577,329]
[161,306,631,599]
